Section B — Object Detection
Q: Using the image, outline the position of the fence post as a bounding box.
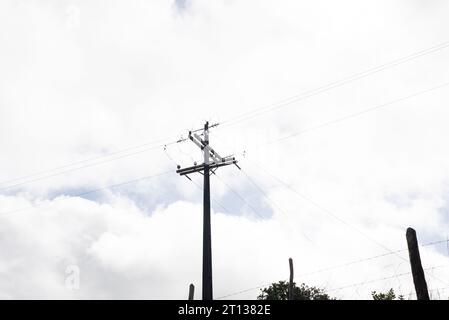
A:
[188,283,195,300]
[406,227,430,300]
[288,258,294,300]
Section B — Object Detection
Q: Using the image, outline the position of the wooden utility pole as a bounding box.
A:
[176,121,239,300]
[288,258,294,300]
[406,227,430,300]
[188,284,195,300]
[202,121,213,300]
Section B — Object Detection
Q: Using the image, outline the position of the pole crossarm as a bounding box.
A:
[177,121,239,178]
[190,131,225,164]
[176,159,237,176]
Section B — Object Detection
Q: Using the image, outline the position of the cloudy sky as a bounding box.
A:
[1,0,449,299]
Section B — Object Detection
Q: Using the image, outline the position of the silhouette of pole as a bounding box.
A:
[188,284,195,300]
[406,227,430,300]
[203,122,213,300]
[288,258,294,300]
[176,121,239,301]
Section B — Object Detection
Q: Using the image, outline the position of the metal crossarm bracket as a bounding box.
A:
[177,159,237,176]
[177,121,238,176]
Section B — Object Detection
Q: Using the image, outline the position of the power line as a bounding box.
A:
[428,286,449,294]
[214,169,315,247]
[244,157,404,256]
[247,158,449,289]
[189,178,232,215]
[10,74,440,194]
[4,40,449,192]
[3,38,449,193]
[267,82,449,145]
[0,143,174,192]
[297,239,449,279]
[5,38,448,192]
[214,83,449,290]
[172,143,318,269]
[0,138,184,193]
[239,168,313,243]
[217,241,449,299]
[243,157,449,287]
[216,280,282,300]
[327,264,449,293]
[0,135,180,187]
[212,172,265,220]
[218,39,449,129]
[0,169,173,218]
[213,80,449,164]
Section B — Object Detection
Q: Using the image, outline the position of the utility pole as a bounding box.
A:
[406,227,430,300]
[188,284,195,300]
[288,258,294,300]
[176,121,239,300]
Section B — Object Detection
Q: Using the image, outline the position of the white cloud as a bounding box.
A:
[0,193,448,300]
[0,195,298,299]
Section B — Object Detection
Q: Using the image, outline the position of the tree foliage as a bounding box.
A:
[371,288,404,300]
[257,281,334,300]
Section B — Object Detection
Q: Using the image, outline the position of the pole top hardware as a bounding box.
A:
[190,122,220,134]
[176,121,239,177]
